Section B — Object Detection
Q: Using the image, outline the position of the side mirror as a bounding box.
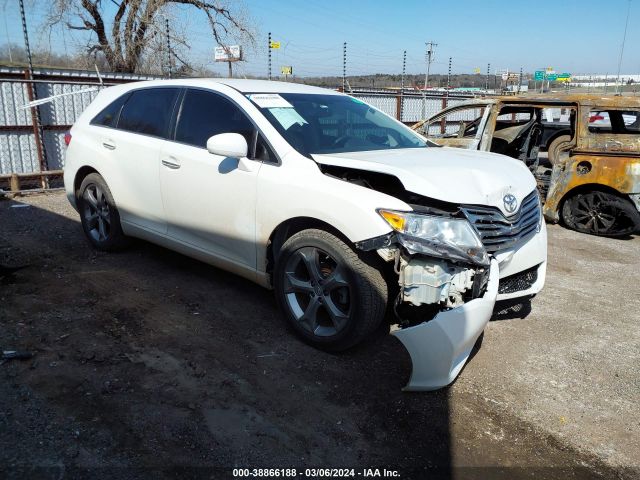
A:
[206,133,248,158]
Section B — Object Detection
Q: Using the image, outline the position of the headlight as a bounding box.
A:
[378,209,489,266]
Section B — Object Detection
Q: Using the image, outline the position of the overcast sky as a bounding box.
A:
[2,0,638,78]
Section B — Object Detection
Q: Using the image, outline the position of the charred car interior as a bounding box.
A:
[418,96,640,238]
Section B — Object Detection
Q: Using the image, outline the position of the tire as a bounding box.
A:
[274,229,388,351]
[561,190,640,237]
[77,173,129,251]
[547,134,572,166]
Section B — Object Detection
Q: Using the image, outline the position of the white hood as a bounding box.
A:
[313,147,537,217]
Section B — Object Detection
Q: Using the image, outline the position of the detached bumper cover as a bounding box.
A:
[392,258,499,391]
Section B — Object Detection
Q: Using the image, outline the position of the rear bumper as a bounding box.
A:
[392,258,499,391]
[63,168,78,212]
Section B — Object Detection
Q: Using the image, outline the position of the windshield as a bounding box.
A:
[247,93,428,156]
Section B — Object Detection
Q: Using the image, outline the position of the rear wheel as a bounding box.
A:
[561,190,640,237]
[274,229,387,351]
[77,173,128,251]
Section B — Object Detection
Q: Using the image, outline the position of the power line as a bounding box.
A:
[616,0,631,94]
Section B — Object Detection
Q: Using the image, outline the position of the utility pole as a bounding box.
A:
[342,42,347,92]
[421,41,437,119]
[400,50,406,121]
[19,0,48,176]
[616,0,631,95]
[446,57,452,94]
[518,67,523,93]
[268,32,272,80]
[165,18,172,78]
[485,63,490,92]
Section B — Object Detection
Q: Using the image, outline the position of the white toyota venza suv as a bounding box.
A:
[64,79,547,390]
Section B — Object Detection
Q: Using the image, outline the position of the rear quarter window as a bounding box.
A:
[117,88,180,138]
[90,92,130,128]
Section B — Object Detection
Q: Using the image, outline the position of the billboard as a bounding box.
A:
[214,45,243,62]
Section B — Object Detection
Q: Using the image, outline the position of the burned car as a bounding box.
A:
[417,95,640,237]
[64,80,546,391]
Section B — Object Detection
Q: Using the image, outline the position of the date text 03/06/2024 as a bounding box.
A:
[232,468,401,478]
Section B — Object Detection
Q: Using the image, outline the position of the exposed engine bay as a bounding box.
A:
[322,164,492,325]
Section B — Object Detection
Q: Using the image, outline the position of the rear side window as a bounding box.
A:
[588,109,640,134]
[175,89,254,148]
[91,93,130,127]
[117,88,179,138]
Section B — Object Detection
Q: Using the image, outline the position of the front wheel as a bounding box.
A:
[274,229,387,351]
[561,190,640,237]
[77,173,129,251]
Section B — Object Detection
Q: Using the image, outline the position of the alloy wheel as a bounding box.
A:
[282,246,352,337]
[565,191,637,236]
[82,183,111,242]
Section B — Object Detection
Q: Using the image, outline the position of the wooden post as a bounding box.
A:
[440,96,447,134]
[396,95,402,121]
[10,174,20,193]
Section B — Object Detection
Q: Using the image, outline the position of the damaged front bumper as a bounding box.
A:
[392,258,499,391]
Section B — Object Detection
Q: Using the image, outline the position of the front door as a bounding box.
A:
[159,88,260,268]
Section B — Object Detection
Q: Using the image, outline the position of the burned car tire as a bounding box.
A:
[547,135,572,166]
[78,173,129,251]
[561,190,640,237]
[274,229,387,351]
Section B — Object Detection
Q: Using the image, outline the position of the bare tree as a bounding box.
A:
[47,0,255,73]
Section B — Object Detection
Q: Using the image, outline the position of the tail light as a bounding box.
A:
[64,131,72,146]
[589,115,604,123]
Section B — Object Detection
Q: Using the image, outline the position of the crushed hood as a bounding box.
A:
[312,147,537,216]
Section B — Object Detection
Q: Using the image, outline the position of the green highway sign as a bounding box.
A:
[546,73,558,81]
[557,73,571,79]
[534,70,545,81]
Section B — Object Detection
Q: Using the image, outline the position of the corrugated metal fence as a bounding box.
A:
[0,67,158,191]
[0,67,489,191]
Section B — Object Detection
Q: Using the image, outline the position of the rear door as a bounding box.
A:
[159,88,261,268]
[102,87,180,234]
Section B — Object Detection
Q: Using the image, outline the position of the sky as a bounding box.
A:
[1,0,638,78]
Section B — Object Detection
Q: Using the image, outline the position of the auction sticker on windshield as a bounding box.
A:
[247,93,293,109]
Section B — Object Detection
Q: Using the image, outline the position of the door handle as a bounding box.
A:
[161,157,181,169]
[102,139,116,150]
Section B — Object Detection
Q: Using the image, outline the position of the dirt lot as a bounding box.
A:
[1,191,638,480]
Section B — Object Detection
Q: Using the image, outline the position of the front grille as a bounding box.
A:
[462,190,541,254]
[498,264,539,294]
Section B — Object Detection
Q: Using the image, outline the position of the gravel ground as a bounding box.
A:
[0,191,638,480]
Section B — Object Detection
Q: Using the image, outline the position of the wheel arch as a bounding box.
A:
[265,217,354,284]
[74,166,101,198]
[557,182,627,217]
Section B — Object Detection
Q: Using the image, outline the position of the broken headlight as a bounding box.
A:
[378,209,489,266]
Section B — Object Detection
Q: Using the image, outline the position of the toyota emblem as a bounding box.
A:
[503,194,518,214]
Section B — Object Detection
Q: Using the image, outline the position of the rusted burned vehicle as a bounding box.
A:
[415,95,640,237]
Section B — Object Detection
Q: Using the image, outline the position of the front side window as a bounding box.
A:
[247,93,427,156]
[175,89,254,148]
[425,105,487,139]
[117,88,180,138]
